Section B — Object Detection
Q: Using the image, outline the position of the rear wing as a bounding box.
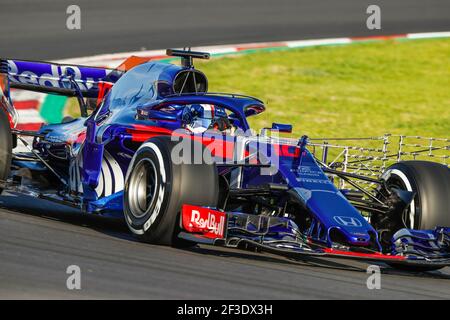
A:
[0,56,155,126]
[0,58,124,98]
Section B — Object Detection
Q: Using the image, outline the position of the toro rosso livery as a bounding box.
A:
[0,50,449,271]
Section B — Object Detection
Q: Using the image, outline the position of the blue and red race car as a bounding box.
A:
[0,49,449,271]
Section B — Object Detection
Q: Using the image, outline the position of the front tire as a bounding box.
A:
[381,161,450,230]
[381,161,450,272]
[123,136,219,245]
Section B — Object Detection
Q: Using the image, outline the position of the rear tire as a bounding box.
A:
[123,136,219,245]
[0,110,12,194]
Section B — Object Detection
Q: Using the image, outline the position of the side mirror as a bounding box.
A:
[271,122,292,133]
[260,123,293,136]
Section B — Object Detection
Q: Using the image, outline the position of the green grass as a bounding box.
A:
[197,39,450,138]
[65,39,449,139]
[64,40,448,178]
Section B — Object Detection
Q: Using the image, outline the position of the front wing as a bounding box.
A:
[179,205,450,269]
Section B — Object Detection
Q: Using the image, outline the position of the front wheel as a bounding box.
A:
[381,161,450,230]
[123,136,219,245]
[380,161,450,272]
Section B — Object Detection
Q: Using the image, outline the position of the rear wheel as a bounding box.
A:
[0,111,12,194]
[123,136,219,245]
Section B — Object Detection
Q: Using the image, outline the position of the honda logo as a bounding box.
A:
[333,216,363,227]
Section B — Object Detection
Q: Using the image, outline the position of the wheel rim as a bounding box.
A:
[385,173,415,229]
[127,158,158,218]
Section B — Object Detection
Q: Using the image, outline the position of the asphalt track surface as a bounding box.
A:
[1,0,450,60]
[0,0,450,299]
[1,193,450,299]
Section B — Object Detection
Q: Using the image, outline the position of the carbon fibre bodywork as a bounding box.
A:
[1,52,449,269]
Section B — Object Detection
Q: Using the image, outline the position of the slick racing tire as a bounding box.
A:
[123,135,219,246]
[0,110,12,194]
[382,161,450,272]
[382,161,450,230]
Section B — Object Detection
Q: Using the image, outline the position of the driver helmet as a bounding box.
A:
[183,104,230,133]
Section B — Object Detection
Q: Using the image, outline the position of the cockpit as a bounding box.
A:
[181,104,234,133]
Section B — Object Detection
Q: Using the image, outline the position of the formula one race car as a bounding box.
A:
[1,50,449,271]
